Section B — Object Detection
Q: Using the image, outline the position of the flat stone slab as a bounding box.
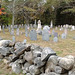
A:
[41,47,56,61]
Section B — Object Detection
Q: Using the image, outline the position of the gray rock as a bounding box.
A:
[12,62,22,74]
[54,66,67,74]
[65,55,75,60]
[22,62,31,70]
[15,59,25,64]
[49,55,58,65]
[40,67,45,73]
[57,57,63,63]
[10,46,30,62]
[14,42,25,49]
[9,62,14,67]
[0,47,14,56]
[31,44,43,52]
[0,54,4,59]
[0,40,13,47]
[33,50,42,58]
[24,51,33,64]
[26,73,31,75]
[40,72,60,75]
[29,65,40,75]
[19,54,24,59]
[34,57,45,68]
[22,62,31,73]
[41,47,56,61]
[45,58,56,73]
[68,68,75,75]
[59,56,74,70]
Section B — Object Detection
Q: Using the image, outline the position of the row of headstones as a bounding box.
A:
[12,29,67,43]
[29,29,67,42]
[56,24,75,31]
[0,24,37,34]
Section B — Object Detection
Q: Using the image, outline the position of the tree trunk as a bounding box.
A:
[12,0,15,28]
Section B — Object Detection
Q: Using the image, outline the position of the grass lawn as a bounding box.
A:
[0,28,75,75]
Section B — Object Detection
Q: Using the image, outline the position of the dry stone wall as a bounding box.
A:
[0,40,75,75]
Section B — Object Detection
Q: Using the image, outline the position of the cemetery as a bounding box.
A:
[0,0,75,75]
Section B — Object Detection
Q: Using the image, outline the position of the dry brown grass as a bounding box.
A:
[0,28,75,75]
[0,28,75,57]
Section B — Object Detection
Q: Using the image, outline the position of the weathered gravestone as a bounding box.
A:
[64,28,67,35]
[61,33,66,39]
[12,36,15,42]
[25,25,28,37]
[42,29,50,41]
[43,25,50,31]
[11,28,14,35]
[29,30,37,41]
[53,37,58,42]
[16,28,19,36]
[22,39,27,44]
[2,25,5,34]
[52,29,55,35]
[54,32,58,37]
[14,25,17,29]
[30,24,33,29]
[0,26,1,31]
[8,25,11,32]
[34,19,37,28]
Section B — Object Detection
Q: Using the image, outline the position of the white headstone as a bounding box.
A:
[53,37,58,42]
[50,20,53,28]
[0,26,1,31]
[37,20,42,29]
[16,28,19,36]
[64,28,67,35]
[43,25,50,31]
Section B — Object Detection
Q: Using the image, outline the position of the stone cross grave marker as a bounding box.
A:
[53,37,58,42]
[29,29,37,41]
[42,29,50,41]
